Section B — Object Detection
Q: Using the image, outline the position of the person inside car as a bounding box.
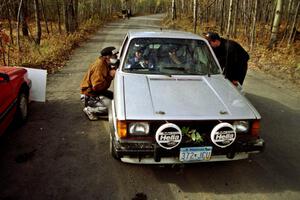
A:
[126,48,155,69]
[80,46,119,120]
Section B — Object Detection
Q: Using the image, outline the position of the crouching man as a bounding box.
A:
[80,46,119,120]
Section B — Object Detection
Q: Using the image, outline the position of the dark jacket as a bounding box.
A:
[80,57,113,96]
[212,38,249,84]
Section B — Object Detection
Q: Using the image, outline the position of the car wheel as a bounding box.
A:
[15,91,29,124]
[110,134,120,160]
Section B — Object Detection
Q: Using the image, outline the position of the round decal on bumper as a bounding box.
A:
[155,123,182,150]
[211,122,236,148]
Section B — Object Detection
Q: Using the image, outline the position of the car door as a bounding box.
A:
[0,73,15,134]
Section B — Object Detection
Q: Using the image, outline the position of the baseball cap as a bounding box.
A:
[205,32,221,41]
[100,46,119,56]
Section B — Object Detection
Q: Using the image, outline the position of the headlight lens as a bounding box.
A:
[128,122,150,135]
[233,121,249,133]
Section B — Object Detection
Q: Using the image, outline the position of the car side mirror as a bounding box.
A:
[0,73,10,82]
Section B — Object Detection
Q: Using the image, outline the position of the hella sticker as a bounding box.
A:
[211,122,236,148]
[155,123,182,150]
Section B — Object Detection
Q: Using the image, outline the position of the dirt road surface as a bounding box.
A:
[1,14,300,200]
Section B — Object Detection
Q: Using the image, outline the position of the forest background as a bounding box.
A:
[0,0,299,84]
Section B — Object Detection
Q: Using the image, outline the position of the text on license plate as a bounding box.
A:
[179,146,212,162]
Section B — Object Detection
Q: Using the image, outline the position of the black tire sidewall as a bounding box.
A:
[15,92,29,124]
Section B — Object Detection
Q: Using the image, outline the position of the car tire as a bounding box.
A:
[15,91,29,124]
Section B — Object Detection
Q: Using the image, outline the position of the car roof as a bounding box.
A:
[127,30,206,41]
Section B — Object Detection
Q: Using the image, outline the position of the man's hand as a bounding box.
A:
[109,69,116,78]
[232,80,239,86]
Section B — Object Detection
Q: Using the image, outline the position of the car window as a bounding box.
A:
[122,38,221,75]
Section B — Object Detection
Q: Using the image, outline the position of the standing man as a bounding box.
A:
[80,46,119,120]
[205,32,249,86]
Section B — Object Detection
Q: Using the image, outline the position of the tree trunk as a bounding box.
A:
[226,0,234,37]
[17,0,23,51]
[288,1,300,46]
[180,0,185,17]
[250,0,258,51]
[63,0,77,33]
[21,0,29,37]
[7,2,14,44]
[0,39,6,65]
[172,0,176,20]
[268,0,283,49]
[193,0,198,33]
[67,0,76,33]
[40,0,49,35]
[220,0,225,34]
[64,0,69,33]
[34,0,42,45]
[232,0,239,37]
[283,0,294,41]
[56,0,62,34]
[74,0,79,29]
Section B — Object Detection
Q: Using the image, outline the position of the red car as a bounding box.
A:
[0,66,31,135]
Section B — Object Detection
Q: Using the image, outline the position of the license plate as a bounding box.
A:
[179,146,212,162]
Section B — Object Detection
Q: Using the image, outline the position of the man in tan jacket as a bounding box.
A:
[80,46,119,120]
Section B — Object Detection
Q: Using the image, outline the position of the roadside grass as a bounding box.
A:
[0,14,120,73]
[162,16,300,85]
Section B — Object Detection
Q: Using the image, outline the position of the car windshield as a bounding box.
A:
[122,38,221,75]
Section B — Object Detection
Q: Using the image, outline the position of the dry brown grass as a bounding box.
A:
[0,15,120,74]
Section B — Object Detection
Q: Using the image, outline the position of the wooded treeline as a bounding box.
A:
[0,0,122,45]
[169,0,299,50]
[0,0,298,67]
[0,0,168,65]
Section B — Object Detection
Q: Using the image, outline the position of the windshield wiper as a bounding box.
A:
[163,67,186,71]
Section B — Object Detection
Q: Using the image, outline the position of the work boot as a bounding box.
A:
[83,107,99,121]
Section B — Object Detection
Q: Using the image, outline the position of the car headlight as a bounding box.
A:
[233,121,249,133]
[128,122,150,135]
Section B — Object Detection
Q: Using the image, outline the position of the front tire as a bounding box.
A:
[15,91,29,124]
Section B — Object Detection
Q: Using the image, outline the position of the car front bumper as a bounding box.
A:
[114,138,265,164]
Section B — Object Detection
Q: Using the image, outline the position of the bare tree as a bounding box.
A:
[226,0,234,36]
[74,0,78,29]
[250,0,258,51]
[268,0,283,49]
[172,0,176,20]
[220,0,225,34]
[193,0,198,33]
[17,0,24,51]
[34,0,42,45]
[232,0,239,37]
[56,0,62,34]
[20,0,29,37]
[64,0,76,33]
[41,0,49,35]
[288,1,300,46]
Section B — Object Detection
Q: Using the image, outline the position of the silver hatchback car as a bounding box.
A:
[109,30,264,164]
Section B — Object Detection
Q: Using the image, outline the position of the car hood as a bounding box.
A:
[123,74,260,120]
